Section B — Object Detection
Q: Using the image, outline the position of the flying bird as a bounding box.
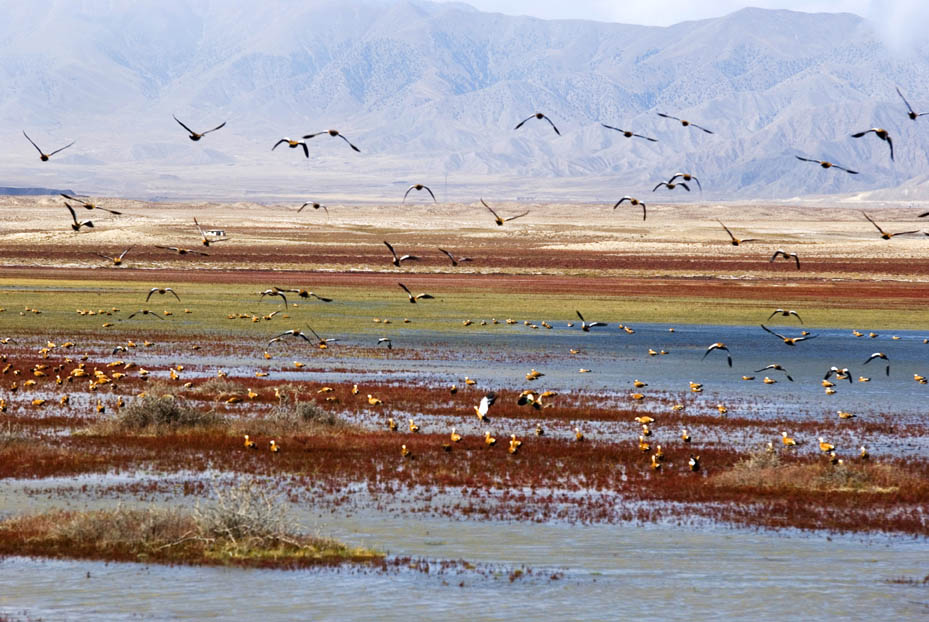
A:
[795,156,858,174]
[127,309,164,320]
[754,364,794,382]
[600,124,656,141]
[668,173,702,191]
[377,337,392,350]
[515,112,560,135]
[384,241,419,267]
[482,199,529,226]
[896,87,928,120]
[862,212,919,240]
[403,184,436,203]
[863,352,890,376]
[301,130,360,152]
[146,287,181,302]
[155,246,209,256]
[760,324,817,346]
[23,131,74,161]
[770,249,800,269]
[718,220,758,246]
[259,289,288,308]
[851,128,894,161]
[653,181,689,192]
[703,342,732,367]
[767,308,802,324]
[474,392,496,422]
[656,113,713,134]
[576,310,607,332]
[60,194,122,215]
[298,201,328,216]
[172,115,226,141]
[272,138,309,158]
[65,204,93,231]
[398,282,434,303]
[194,218,228,246]
[274,288,332,302]
[613,196,646,221]
[438,248,472,266]
[96,247,132,266]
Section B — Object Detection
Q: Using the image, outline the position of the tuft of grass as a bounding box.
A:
[107,395,223,431]
[0,478,381,568]
[257,396,352,435]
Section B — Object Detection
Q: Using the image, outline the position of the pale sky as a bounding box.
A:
[437,0,916,27]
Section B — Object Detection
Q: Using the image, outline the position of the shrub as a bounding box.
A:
[113,395,222,430]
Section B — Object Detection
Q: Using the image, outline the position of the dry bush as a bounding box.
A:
[50,505,192,551]
[194,477,296,547]
[192,377,246,397]
[259,396,351,434]
[0,421,26,448]
[109,395,223,431]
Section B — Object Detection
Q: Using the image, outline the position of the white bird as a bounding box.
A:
[474,392,496,422]
[576,310,607,332]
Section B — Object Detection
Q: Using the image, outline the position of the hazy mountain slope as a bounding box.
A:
[2,1,928,201]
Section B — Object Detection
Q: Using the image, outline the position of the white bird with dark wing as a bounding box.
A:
[398,282,435,303]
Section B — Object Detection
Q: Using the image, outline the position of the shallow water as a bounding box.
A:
[1,515,927,621]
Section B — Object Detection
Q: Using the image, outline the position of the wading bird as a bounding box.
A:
[60,194,122,215]
[173,115,226,141]
[896,87,928,120]
[862,212,919,240]
[23,131,74,161]
[475,392,496,422]
[272,138,309,158]
[657,113,713,134]
[298,201,328,216]
[781,431,798,447]
[718,220,758,246]
[795,156,858,174]
[403,184,436,203]
[482,199,529,226]
[770,249,800,269]
[438,248,472,266]
[863,352,890,376]
[600,124,656,141]
[767,308,803,324]
[97,247,133,266]
[851,128,893,161]
[515,112,560,135]
[155,246,209,256]
[760,324,817,346]
[703,342,732,367]
[668,173,702,191]
[301,129,360,152]
[65,204,93,231]
[146,287,180,302]
[576,310,607,332]
[613,196,646,221]
[818,437,835,452]
[653,181,689,192]
[398,282,434,303]
[384,240,419,267]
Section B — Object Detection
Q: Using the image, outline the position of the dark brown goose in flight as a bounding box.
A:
[795,156,858,174]
[60,194,122,215]
[23,131,74,161]
[301,130,360,152]
[515,113,560,135]
[896,87,928,120]
[482,199,528,226]
[657,113,713,134]
[403,184,436,203]
[851,128,893,161]
[600,124,656,141]
[173,115,226,141]
[272,138,309,158]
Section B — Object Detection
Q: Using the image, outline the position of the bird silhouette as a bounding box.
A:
[795,156,858,174]
[482,199,528,226]
[272,138,309,158]
[173,115,226,141]
[24,131,74,161]
[65,204,93,231]
[438,248,472,266]
[398,282,435,303]
[600,124,656,141]
[384,241,420,267]
[613,196,646,221]
[770,249,800,269]
[657,113,713,133]
[718,221,758,246]
[403,184,436,203]
[515,112,560,135]
[896,87,928,120]
[862,212,919,240]
[851,128,893,161]
[301,129,360,152]
[60,194,122,215]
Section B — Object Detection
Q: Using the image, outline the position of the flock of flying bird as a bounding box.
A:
[16,85,929,471]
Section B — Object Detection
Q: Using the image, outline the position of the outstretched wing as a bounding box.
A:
[173,115,196,135]
[22,131,43,155]
[272,139,286,151]
[337,133,361,152]
[833,164,858,174]
[202,121,226,135]
[398,282,413,297]
[65,203,79,225]
[402,186,415,202]
[759,324,786,340]
[690,123,713,134]
[861,212,885,234]
[795,155,820,165]
[504,210,530,222]
[47,141,75,157]
[657,113,680,122]
[514,115,534,130]
[383,240,399,261]
[717,220,736,241]
[166,288,181,302]
[438,248,456,264]
[896,86,915,115]
[613,196,631,209]
[480,198,500,221]
[540,114,560,135]
[422,185,437,202]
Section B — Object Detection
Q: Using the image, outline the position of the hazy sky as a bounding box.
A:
[436,0,913,26]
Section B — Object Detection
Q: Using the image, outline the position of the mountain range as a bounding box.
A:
[2,0,929,202]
